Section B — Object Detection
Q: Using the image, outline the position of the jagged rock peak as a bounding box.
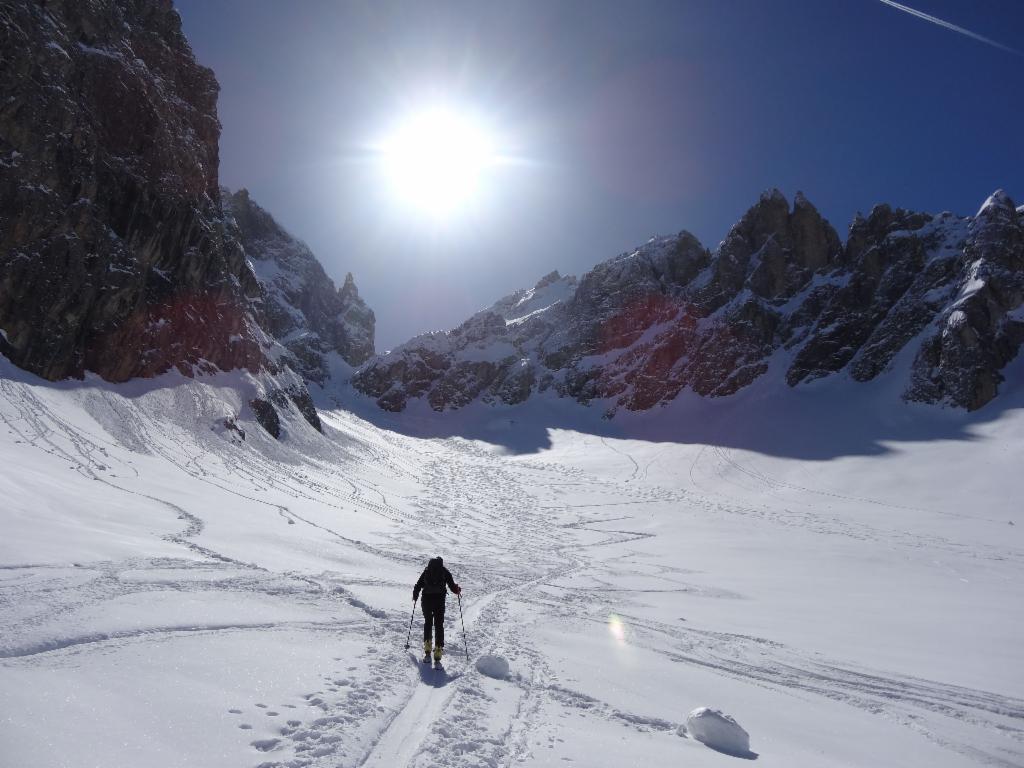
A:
[534,270,563,290]
[977,189,1015,217]
[759,187,788,205]
[355,189,1024,415]
[341,272,358,292]
[707,188,843,305]
[907,191,1023,410]
[223,189,375,380]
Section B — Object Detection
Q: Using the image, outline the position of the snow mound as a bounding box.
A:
[475,654,510,679]
[686,707,751,756]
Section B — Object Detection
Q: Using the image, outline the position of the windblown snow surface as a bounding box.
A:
[1,349,1022,768]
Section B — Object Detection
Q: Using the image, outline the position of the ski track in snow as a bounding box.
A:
[1,374,1022,767]
[686,443,1022,566]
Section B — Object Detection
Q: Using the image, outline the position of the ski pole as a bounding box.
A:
[457,592,470,662]
[403,598,416,650]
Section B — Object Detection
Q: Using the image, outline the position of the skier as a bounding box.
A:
[412,556,461,664]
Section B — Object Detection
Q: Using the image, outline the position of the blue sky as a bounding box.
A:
[176,0,1024,350]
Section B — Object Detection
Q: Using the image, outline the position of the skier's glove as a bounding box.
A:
[453,584,462,595]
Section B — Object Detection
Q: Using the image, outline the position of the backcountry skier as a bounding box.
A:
[413,556,461,663]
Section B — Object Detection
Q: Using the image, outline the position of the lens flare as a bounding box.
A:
[608,613,627,645]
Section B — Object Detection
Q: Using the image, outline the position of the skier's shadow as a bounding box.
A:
[408,653,458,688]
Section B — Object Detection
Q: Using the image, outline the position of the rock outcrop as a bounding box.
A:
[355,190,1024,414]
[906,192,1024,409]
[224,189,375,384]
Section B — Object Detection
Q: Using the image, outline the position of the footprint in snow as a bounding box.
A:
[228,709,242,714]
[238,724,253,730]
[251,738,280,752]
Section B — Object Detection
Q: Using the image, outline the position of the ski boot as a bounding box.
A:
[433,645,443,666]
[422,640,432,664]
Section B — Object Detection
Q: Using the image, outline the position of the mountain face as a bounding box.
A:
[0,0,264,381]
[354,190,1024,414]
[0,0,373,438]
[224,189,375,384]
[3,1,1018,430]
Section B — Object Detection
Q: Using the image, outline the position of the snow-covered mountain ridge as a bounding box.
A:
[355,190,1024,414]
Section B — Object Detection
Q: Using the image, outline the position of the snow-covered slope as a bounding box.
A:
[355,190,1024,415]
[487,270,579,325]
[2,354,1022,768]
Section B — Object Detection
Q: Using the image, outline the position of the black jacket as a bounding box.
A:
[413,557,458,601]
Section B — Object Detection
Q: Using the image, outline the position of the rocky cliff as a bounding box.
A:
[0,0,374,438]
[354,190,1024,414]
[224,189,375,384]
[0,0,265,380]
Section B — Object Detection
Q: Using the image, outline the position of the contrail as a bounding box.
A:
[877,0,1019,55]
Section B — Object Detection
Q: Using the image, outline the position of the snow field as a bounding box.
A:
[1,356,1022,767]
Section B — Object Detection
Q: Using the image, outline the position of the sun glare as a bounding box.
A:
[377,108,497,217]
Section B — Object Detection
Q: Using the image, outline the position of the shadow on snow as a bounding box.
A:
[316,353,1024,462]
[407,653,458,688]
[4,348,1023,463]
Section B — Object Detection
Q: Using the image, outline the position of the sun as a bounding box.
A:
[377,108,498,217]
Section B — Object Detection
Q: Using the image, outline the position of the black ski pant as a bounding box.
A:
[421,593,446,647]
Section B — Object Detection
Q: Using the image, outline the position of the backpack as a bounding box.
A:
[422,558,446,594]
